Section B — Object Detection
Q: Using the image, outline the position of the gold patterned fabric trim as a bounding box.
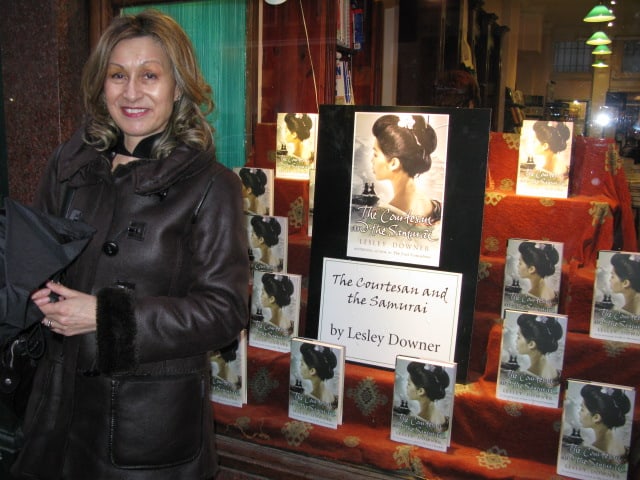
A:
[477,445,512,470]
[346,377,389,417]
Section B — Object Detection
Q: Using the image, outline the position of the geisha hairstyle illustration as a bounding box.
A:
[518,242,559,278]
[371,114,437,177]
[250,215,281,247]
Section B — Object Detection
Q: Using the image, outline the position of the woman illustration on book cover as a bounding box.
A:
[370,114,441,222]
[299,343,338,409]
[530,121,572,177]
[579,384,631,459]
[406,362,450,432]
[284,113,314,165]
[517,241,560,304]
[249,215,283,272]
[260,273,295,334]
[515,313,563,384]
[211,339,241,390]
[609,253,640,316]
[239,168,269,215]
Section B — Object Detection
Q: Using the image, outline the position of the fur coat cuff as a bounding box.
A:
[96,286,138,373]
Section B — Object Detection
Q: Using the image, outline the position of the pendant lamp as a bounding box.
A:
[591,59,609,68]
[586,31,612,45]
[583,4,616,23]
[592,45,612,55]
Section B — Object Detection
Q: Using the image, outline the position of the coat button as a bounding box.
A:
[102,241,119,256]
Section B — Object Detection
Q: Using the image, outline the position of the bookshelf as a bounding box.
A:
[260,0,381,121]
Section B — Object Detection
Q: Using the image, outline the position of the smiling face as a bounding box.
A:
[104,36,179,152]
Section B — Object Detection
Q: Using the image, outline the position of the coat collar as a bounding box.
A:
[58,128,214,195]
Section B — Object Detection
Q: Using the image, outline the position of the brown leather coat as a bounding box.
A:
[12,129,249,479]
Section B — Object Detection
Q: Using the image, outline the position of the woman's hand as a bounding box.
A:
[32,281,97,336]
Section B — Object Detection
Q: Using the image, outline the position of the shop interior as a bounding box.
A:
[1,0,640,479]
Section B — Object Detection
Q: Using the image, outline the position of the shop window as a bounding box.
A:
[553,41,591,73]
[622,39,640,73]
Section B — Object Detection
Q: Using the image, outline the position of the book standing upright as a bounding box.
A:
[288,338,345,429]
[557,379,635,480]
[390,355,456,452]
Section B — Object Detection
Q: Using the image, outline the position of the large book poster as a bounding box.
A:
[390,356,456,452]
[516,119,574,198]
[496,310,567,408]
[590,250,640,345]
[307,105,491,381]
[347,112,449,267]
[557,379,635,480]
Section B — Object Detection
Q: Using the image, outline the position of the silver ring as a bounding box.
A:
[45,319,52,328]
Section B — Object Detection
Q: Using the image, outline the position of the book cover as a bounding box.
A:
[351,5,364,51]
[249,271,302,353]
[557,379,635,480]
[502,238,563,315]
[335,55,347,105]
[233,167,274,216]
[288,337,345,429]
[210,329,247,407]
[496,310,567,408]
[516,119,574,198]
[275,112,319,180]
[346,111,450,267]
[590,250,640,345]
[390,355,456,452]
[246,214,288,274]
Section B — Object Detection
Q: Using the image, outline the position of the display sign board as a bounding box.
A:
[318,258,462,368]
[306,105,491,381]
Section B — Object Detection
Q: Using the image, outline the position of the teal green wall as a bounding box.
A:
[124,1,247,168]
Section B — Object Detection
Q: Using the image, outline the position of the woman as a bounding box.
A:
[531,121,572,176]
[579,384,631,457]
[515,314,563,383]
[299,343,338,408]
[260,273,295,334]
[370,114,441,222]
[249,215,283,271]
[239,167,269,215]
[12,10,249,480]
[609,253,640,316]
[405,362,450,431]
[284,113,314,162]
[517,241,560,302]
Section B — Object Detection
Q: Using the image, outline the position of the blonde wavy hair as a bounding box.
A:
[81,9,214,158]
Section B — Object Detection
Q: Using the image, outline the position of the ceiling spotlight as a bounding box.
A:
[592,45,612,55]
[586,31,612,45]
[584,4,616,23]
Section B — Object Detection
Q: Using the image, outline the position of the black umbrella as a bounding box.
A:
[0,197,95,346]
